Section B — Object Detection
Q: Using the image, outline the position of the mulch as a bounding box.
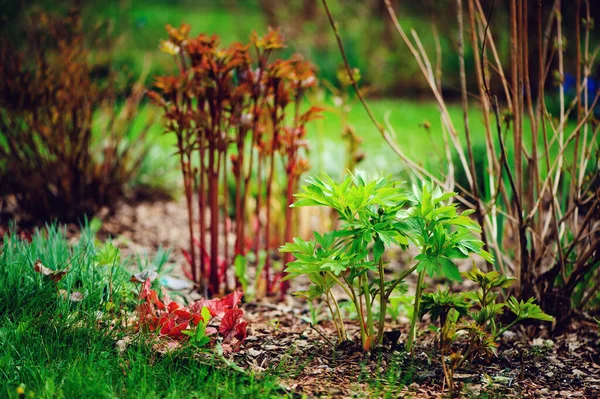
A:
[233,301,600,398]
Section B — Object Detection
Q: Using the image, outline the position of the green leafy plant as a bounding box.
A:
[280,173,491,351]
[420,266,553,395]
[402,181,493,352]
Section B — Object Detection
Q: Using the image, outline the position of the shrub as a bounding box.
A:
[420,266,552,395]
[0,9,154,222]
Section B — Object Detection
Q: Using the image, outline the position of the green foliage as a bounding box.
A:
[418,265,553,395]
[419,288,470,325]
[419,264,554,393]
[404,183,493,282]
[95,241,121,267]
[281,173,491,350]
[505,297,555,323]
[182,307,213,349]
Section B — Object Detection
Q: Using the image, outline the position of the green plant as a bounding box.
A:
[0,9,155,222]
[280,173,491,351]
[420,266,553,395]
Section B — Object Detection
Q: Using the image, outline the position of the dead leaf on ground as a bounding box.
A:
[130,269,158,283]
[59,289,84,302]
[33,259,69,283]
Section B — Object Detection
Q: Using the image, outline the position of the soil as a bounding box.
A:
[3,196,600,398]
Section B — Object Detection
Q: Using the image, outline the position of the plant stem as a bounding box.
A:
[362,273,374,340]
[310,323,336,348]
[383,264,418,301]
[407,270,425,353]
[328,290,347,342]
[377,255,386,345]
[208,145,220,296]
[324,296,342,343]
[327,272,366,346]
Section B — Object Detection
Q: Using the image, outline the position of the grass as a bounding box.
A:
[0,225,283,398]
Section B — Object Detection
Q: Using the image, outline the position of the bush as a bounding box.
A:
[0,9,154,222]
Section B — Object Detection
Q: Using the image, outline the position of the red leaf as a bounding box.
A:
[174,309,202,325]
[159,317,175,335]
[219,309,244,336]
[140,278,165,310]
[209,290,243,318]
[234,321,248,342]
[167,301,180,313]
[160,317,189,339]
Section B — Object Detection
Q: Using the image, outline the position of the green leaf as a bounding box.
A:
[201,306,211,328]
[234,255,248,294]
[421,184,432,217]
[95,241,120,267]
[373,237,385,262]
[506,297,554,322]
[292,198,326,208]
[440,257,462,282]
[416,257,438,277]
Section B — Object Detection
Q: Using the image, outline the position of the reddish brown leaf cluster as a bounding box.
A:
[0,9,153,222]
[138,279,247,351]
[148,25,323,298]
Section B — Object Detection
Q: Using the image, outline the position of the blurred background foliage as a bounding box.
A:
[2,0,598,95]
[0,0,598,221]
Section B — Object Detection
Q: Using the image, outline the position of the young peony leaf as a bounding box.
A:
[373,237,385,263]
[440,257,462,282]
[416,256,438,277]
[291,198,326,208]
[506,297,554,322]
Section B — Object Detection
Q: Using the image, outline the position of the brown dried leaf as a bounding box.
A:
[33,259,69,283]
[130,270,158,284]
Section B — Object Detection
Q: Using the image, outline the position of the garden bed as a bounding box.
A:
[3,196,597,398]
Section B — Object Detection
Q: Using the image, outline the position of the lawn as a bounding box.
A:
[0,226,284,399]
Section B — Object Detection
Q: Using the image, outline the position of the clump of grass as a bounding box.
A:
[0,225,281,398]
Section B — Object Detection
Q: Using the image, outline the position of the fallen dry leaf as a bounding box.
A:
[33,259,69,283]
[59,289,84,302]
[130,270,159,283]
